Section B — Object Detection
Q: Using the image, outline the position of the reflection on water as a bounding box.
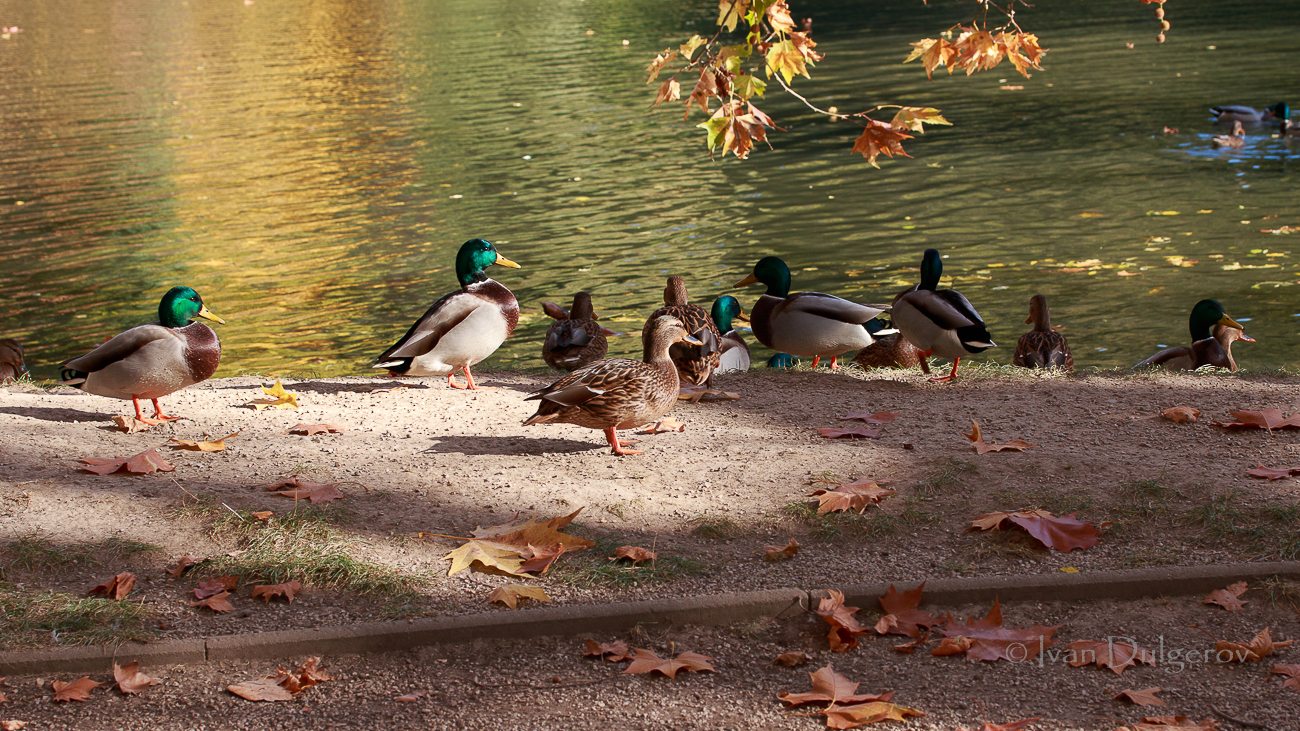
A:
[0,0,1297,379]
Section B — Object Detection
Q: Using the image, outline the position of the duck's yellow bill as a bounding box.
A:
[733,273,759,287]
[1218,314,1243,330]
[734,309,751,323]
[494,254,522,269]
[680,334,703,346]
[197,305,226,325]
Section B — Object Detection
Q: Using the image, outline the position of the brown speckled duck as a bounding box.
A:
[523,315,699,456]
[642,276,720,387]
[59,286,224,423]
[1211,121,1246,149]
[1012,294,1073,370]
[852,329,928,372]
[541,293,609,371]
[1133,299,1250,371]
[0,339,25,382]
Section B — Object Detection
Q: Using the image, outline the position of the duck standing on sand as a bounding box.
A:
[59,286,224,423]
[733,256,888,370]
[373,238,521,390]
[1210,102,1287,124]
[710,295,751,374]
[523,315,700,456]
[642,276,720,387]
[1012,294,1073,370]
[541,293,610,371]
[1134,300,1251,371]
[892,249,996,382]
[0,339,25,382]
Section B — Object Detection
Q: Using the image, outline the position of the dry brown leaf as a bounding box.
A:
[1270,663,1300,691]
[51,677,100,702]
[838,410,899,424]
[1120,717,1218,730]
[1160,406,1200,423]
[87,572,136,600]
[1245,463,1300,481]
[266,475,346,504]
[194,576,239,599]
[517,544,569,575]
[1063,640,1155,675]
[636,417,685,434]
[772,651,813,667]
[932,636,973,656]
[168,431,239,452]
[394,691,426,702]
[1114,687,1167,707]
[167,554,199,578]
[251,511,274,521]
[817,425,881,440]
[1203,581,1249,611]
[958,719,1042,731]
[252,580,301,603]
[111,415,152,433]
[113,661,160,695]
[488,584,550,609]
[816,590,869,653]
[778,663,895,707]
[873,583,943,639]
[228,658,331,702]
[763,538,800,562]
[966,509,1103,552]
[1215,626,1293,662]
[808,480,896,514]
[610,546,656,564]
[823,700,926,728]
[965,420,1035,454]
[80,448,175,475]
[190,591,234,613]
[938,599,1060,662]
[623,648,714,678]
[1,721,26,730]
[1212,408,1300,431]
[286,423,345,436]
[444,509,594,576]
[583,639,632,662]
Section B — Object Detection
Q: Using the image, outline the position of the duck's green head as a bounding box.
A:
[734,256,791,297]
[1271,102,1290,119]
[456,238,520,287]
[1189,299,1241,342]
[159,286,224,329]
[710,295,749,332]
[919,249,943,291]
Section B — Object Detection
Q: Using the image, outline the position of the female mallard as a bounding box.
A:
[642,276,720,387]
[1134,300,1250,371]
[373,238,521,390]
[541,292,609,371]
[710,295,751,374]
[0,339,25,382]
[892,249,996,382]
[523,315,700,456]
[1210,102,1287,124]
[59,286,224,423]
[852,327,928,372]
[1211,121,1246,149]
[1012,294,1073,370]
[733,256,888,370]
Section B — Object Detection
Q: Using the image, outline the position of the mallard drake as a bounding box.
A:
[642,276,720,387]
[374,238,521,390]
[1211,121,1246,149]
[523,315,700,456]
[59,286,224,423]
[1012,294,1073,370]
[892,249,996,382]
[0,338,27,383]
[1210,102,1287,124]
[710,295,751,374]
[1134,300,1250,371]
[734,256,888,370]
[541,292,610,371]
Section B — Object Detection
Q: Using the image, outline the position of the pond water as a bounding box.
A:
[1,0,1297,378]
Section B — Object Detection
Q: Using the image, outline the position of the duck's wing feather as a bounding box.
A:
[526,358,647,406]
[376,290,478,362]
[62,323,173,374]
[1133,346,1195,370]
[782,292,885,325]
[541,301,570,320]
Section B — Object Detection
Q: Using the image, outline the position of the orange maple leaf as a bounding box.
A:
[808,480,896,513]
[266,475,346,504]
[114,661,160,695]
[1270,663,1300,691]
[850,119,913,169]
[967,509,1103,552]
[965,420,1035,454]
[88,572,136,600]
[80,448,175,475]
[51,676,100,702]
[938,599,1060,662]
[1064,640,1156,675]
[1160,406,1200,423]
[1114,687,1167,707]
[252,580,301,603]
[1215,627,1293,662]
[815,590,869,653]
[623,648,714,678]
[610,546,656,564]
[1212,408,1300,431]
[1203,581,1249,611]
[777,664,894,707]
[763,538,800,561]
[583,639,632,662]
[190,591,235,613]
[1245,464,1300,481]
[772,651,813,667]
[873,583,943,639]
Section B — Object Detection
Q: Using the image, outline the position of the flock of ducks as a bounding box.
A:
[1208,101,1297,148]
[15,235,1258,457]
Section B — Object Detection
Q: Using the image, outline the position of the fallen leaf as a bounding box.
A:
[251,511,274,520]
[1114,687,1167,707]
[1160,406,1200,423]
[51,677,100,702]
[1215,626,1293,662]
[286,423,345,436]
[111,415,152,433]
[167,554,199,578]
[772,652,813,667]
[194,576,240,599]
[777,664,894,707]
[244,379,299,410]
[808,479,896,514]
[1245,464,1300,481]
[610,546,656,564]
[623,648,714,678]
[1270,663,1300,691]
[517,544,569,575]
[252,580,301,603]
[892,631,930,654]
[444,509,594,576]
[838,410,899,424]
[677,384,740,402]
[817,426,881,440]
[1203,581,1249,611]
[965,420,1035,454]
[583,639,632,662]
[816,590,870,653]
[1211,408,1300,431]
[228,658,331,702]
[1,721,26,730]
[966,509,1103,552]
[1064,640,1155,674]
[168,431,239,452]
[488,584,551,609]
[958,719,1042,731]
[931,636,973,656]
[763,538,800,562]
[1120,717,1217,730]
[266,475,346,504]
[873,583,943,639]
[938,599,1060,662]
[636,417,685,434]
[190,591,234,613]
[87,572,136,600]
[394,691,426,702]
[369,385,407,394]
[80,448,175,475]
[113,662,160,695]
[823,701,926,728]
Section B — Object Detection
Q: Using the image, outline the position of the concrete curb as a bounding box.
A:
[3,562,1297,676]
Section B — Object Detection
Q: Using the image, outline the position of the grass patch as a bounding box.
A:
[203,507,425,596]
[780,501,896,541]
[915,458,978,498]
[0,581,154,647]
[689,514,742,541]
[550,536,711,589]
[1180,490,1300,559]
[968,531,1044,561]
[1117,545,1183,569]
[992,485,1094,516]
[1257,576,1300,612]
[5,535,162,573]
